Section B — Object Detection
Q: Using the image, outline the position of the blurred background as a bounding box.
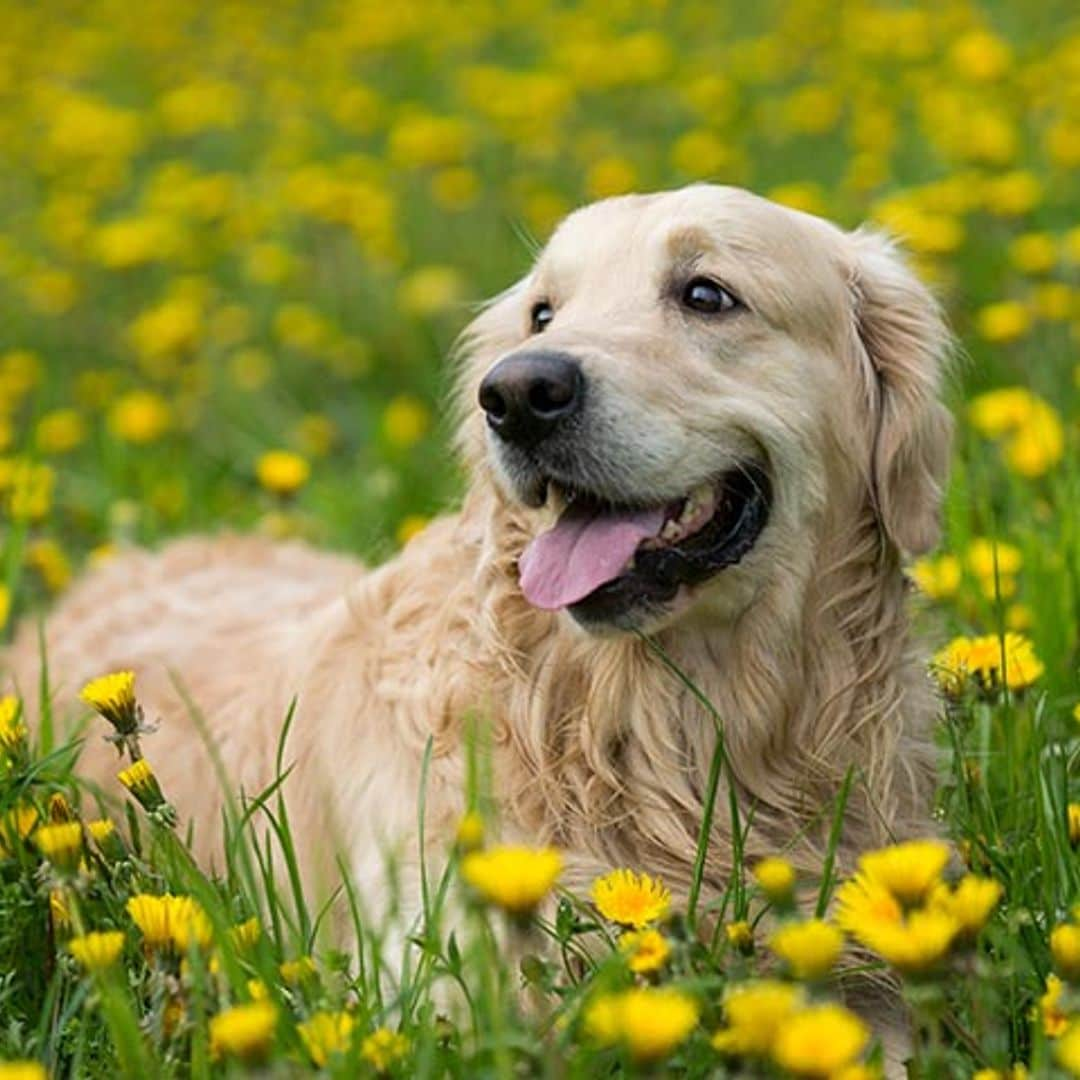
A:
[0,0,1076,654]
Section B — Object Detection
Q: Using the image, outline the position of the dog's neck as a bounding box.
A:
[454,482,935,894]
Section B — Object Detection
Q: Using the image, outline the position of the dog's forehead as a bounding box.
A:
[538,185,851,328]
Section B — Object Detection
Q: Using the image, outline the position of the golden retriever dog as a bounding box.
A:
[7,184,950,1011]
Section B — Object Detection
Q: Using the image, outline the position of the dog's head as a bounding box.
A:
[458,185,952,633]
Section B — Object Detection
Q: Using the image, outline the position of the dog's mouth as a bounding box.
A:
[518,463,772,625]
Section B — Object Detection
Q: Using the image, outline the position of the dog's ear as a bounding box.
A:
[849,229,953,556]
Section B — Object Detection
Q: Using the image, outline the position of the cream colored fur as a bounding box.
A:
[6,186,951,976]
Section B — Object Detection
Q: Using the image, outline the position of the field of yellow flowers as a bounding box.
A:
[0,0,1078,1076]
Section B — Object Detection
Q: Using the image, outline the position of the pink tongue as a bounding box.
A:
[519,502,666,610]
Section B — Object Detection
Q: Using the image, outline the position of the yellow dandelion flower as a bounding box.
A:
[397,265,464,317]
[255,450,310,497]
[712,980,804,1056]
[856,839,950,906]
[584,987,698,1063]
[68,931,125,972]
[1057,1022,1080,1077]
[126,894,173,951]
[107,390,172,445]
[969,388,1036,438]
[461,845,562,916]
[586,156,638,200]
[1004,405,1064,477]
[26,539,72,595]
[966,539,1022,580]
[950,29,1011,82]
[298,1011,356,1067]
[851,905,958,973]
[6,461,55,522]
[431,166,479,210]
[396,514,429,546]
[936,633,1045,694]
[769,919,844,981]
[382,394,430,449]
[454,811,485,852]
[1009,232,1057,275]
[35,409,86,455]
[909,554,961,600]
[772,1004,869,1078]
[929,875,1001,938]
[209,1002,277,1063]
[591,869,671,927]
[279,955,318,984]
[1042,974,1069,1038]
[0,804,38,859]
[753,857,797,903]
[933,637,975,696]
[1006,604,1033,632]
[975,301,1031,344]
[33,822,83,873]
[1070,806,1080,847]
[80,671,138,735]
[832,1066,880,1080]
[619,928,672,974]
[360,1027,409,1073]
[1053,925,1080,982]
[725,920,754,953]
[0,1064,48,1080]
[168,896,213,951]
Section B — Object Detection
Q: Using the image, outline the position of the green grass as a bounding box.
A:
[0,0,1078,1075]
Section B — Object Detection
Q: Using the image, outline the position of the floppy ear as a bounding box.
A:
[849,229,954,556]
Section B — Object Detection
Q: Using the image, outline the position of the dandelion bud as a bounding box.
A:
[229,917,262,951]
[1069,804,1080,847]
[87,818,125,861]
[48,793,74,822]
[454,811,485,852]
[33,821,84,874]
[1051,924,1080,982]
[724,920,754,954]
[117,758,168,815]
[279,955,318,985]
[753,857,797,905]
[0,695,27,757]
[50,887,72,933]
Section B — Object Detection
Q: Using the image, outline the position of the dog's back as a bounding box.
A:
[5,535,361,858]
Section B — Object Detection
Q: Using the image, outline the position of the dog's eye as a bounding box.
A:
[681,277,741,315]
[530,300,554,334]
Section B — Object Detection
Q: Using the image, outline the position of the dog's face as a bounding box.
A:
[460,185,951,634]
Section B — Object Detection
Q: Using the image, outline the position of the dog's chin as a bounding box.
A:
[507,461,773,634]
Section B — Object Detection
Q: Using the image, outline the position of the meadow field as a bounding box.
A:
[0,0,1078,1075]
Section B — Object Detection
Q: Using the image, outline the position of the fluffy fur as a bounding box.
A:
[6,185,951,941]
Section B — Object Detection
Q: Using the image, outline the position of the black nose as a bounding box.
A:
[478,351,583,448]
